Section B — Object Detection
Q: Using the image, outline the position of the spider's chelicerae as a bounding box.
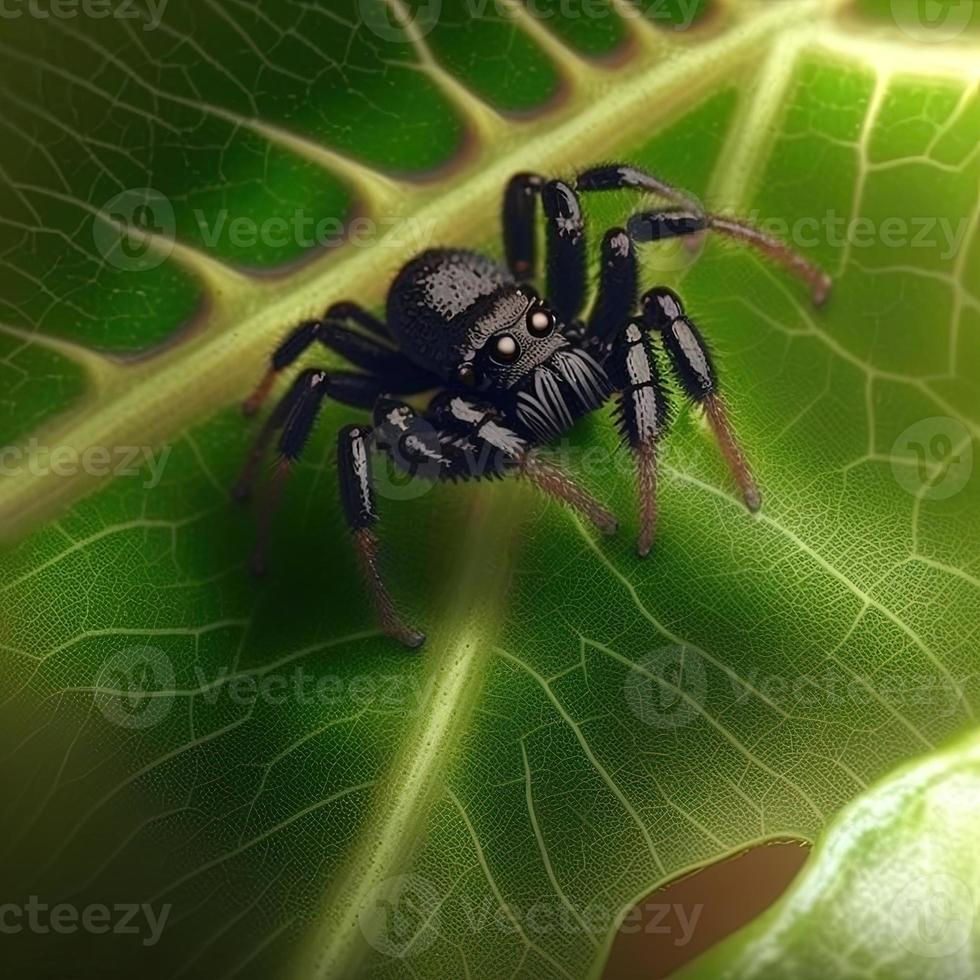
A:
[234,163,831,648]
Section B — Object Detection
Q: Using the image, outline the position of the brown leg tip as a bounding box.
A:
[248,553,266,577]
[637,540,652,559]
[812,276,832,307]
[231,483,250,503]
[744,489,762,513]
[393,629,426,650]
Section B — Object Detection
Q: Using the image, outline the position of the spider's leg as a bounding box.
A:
[541,180,588,327]
[323,300,392,340]
[503,172,544,283]
[232,367,312,501]
[318,322,437,392]
[338,423,425,650]
[502,174,588,327]
[586,227,638,356]
[427,393,618,535]
[242,305,415,417]
[643,287,761,513]
[629,208,831,307]
[576,163,831,306]
[246,368,334,576]
[242,371,396,583]
[243,319,321,417]
[577,162,702,210]
[233,369,385,502]
[605,319,671,556]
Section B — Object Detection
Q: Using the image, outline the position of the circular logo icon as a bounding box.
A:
[624,645,707,729]
[891,0,973,42]
[94,646,175,729]
[93,187,176,272]
[891,417,973,500]
[891,872,975,957]
[358,0,442,41]
[626,189,708,275]
[371,423,443,502]
[357,874,441,958]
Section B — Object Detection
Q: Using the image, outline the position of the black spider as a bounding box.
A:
[233,163,831,648]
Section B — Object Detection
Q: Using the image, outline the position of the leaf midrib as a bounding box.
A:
[0,0,822,539]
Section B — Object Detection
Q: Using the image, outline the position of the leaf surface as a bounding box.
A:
[1,2,978,978]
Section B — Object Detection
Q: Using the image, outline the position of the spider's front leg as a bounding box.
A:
[643,287,762,514]
[578,163,832,306]
[502,173,588,330]
[426,393,618,535]
[604,319,670,557]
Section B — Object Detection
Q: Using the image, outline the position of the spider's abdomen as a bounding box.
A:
[386,248,513,375]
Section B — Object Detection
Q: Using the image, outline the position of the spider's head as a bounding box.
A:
[451,285,567,393]
[449,285,610,442]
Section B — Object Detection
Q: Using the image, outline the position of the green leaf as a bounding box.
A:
[676,729,980,979]
[1,2,978,978]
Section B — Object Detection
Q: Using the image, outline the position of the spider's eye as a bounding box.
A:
[456,363,478,387]
[491,334,521,364]
[527,308,554,337]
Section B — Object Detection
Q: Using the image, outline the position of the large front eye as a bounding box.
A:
[527,307,554,337]
[491,333,521,364]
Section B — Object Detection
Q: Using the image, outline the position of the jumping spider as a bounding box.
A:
[234,163,831,648]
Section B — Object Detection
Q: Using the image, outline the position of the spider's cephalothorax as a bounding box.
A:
[235,163,832,648]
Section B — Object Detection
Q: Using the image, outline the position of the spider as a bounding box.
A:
[233,163,831,648]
